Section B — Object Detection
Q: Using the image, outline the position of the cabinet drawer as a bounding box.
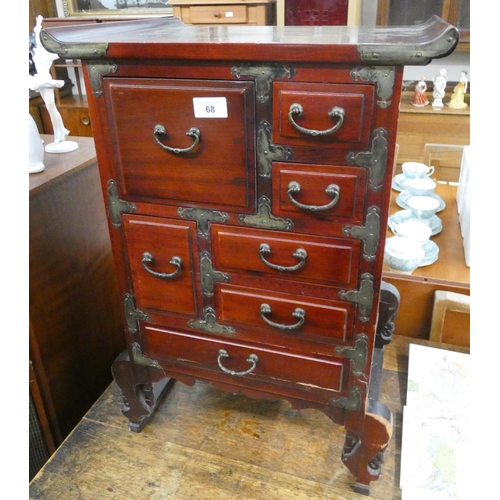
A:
[123,215,198,315]
[105,78,255,209]
[272,162,366,225]
[143,326,344,394]
[273,82,374,150]
[212,225,360,288]
[216,285,353,343]
[189,5,248,24]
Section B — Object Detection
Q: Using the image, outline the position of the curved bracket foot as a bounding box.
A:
[342,400,393,495]
[111,350,174,432]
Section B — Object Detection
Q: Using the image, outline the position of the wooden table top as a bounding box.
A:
[29,335,468,500]
[29,136,96,196]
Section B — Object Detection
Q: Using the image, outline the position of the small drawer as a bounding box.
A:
[272,162,366,225]
[104,78,255,209]
[189,5,248,24]
[212,225,360,288]
[273,82,374,150]
[123,215,198,316]
[143,326,345,394]
[216,285,353,343]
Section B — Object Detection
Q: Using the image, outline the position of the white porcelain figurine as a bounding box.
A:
[29,16,78,153]
[432,68,447,109]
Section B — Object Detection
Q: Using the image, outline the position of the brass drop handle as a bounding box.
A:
[141,252,182,279]
[217,349,259,376]
[260,303,306,331]
[259,243,307,272]
[287,181,340,212]
[288,103,345,136]
[153,124,201,154]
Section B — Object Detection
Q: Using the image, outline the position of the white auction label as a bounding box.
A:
[193,97,228,118]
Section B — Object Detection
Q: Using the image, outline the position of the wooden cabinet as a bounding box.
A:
[169,0,276,25]
[41,16,458,494]
[39,95,93,138]
[396,91,470,167]
[29,137,125,451]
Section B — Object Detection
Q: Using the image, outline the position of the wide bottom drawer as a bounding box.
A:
[142,326,345,396]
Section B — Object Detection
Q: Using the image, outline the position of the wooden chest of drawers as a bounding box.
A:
[41,16,458,494]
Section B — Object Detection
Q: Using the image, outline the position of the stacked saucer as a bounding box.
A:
[385,162,442,272]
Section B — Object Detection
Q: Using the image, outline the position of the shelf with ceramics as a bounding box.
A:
[385,162,443,273]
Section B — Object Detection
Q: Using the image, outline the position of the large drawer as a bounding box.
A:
[104,78,255,209]
[272,82,374,150]
[211,225,360,288]
[215,284,354,344]
[272,162,367,228]
[143,325,345,395]
[123,215,198,316]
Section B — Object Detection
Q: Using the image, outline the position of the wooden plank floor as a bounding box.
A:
[29,336,469,499]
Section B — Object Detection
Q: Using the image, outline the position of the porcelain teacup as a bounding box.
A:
[402,161,435,179]
[384,237,425,273]
[403,178,436,197]
[393,219,432,244]
[407,196,440,219]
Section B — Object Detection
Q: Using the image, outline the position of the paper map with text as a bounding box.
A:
[400,344,470,500]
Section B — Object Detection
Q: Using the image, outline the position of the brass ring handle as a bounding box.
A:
[141,252,182,279]
[153,124,201,154]
[288,103,345,137]
[217,349,259,376]
[287,181,340,212]
[259,243,307,272]
[260,303,306,331]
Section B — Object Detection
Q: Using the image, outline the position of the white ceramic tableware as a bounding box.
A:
[402,161,435,179]
[407,196,441,219]
[384,237,425,273]
[403,177,437,197]
[393,219,432,244]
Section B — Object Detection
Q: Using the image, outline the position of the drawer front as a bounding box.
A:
[212,225,360,288]
[272,162,366,225]
[216,285,353,343]
[273,82,374,150]
[105,78,255,208]
[123,215,198,315]
[189,5,248,24]
[143,326,344,393]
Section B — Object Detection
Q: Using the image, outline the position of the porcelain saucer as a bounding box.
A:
[392,173,408,192]
[420,240,439,266]
[396,190,446,212]
[388,209,443,236]
[385,237,439,268]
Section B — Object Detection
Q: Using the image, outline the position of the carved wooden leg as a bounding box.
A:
[342,400,393,495]
[341,281,399,494]
[111,350,174,432]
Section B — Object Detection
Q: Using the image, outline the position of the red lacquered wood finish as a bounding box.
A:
[273,82,374,149]
[212,224,360,287]
[41,16,458,493]
[123,215,199,316]
[216,284,353,343]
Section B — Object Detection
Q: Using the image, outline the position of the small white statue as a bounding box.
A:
[29,16,78,154]
[448,71,468,109]
[432,68,447,109]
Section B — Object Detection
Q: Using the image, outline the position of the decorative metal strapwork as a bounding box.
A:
[343,206,381,262]
[231,64,295,103]
[239,196,293,231]
[107,179,136,228]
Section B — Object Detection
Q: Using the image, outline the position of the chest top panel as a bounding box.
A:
[41,15,458,66]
